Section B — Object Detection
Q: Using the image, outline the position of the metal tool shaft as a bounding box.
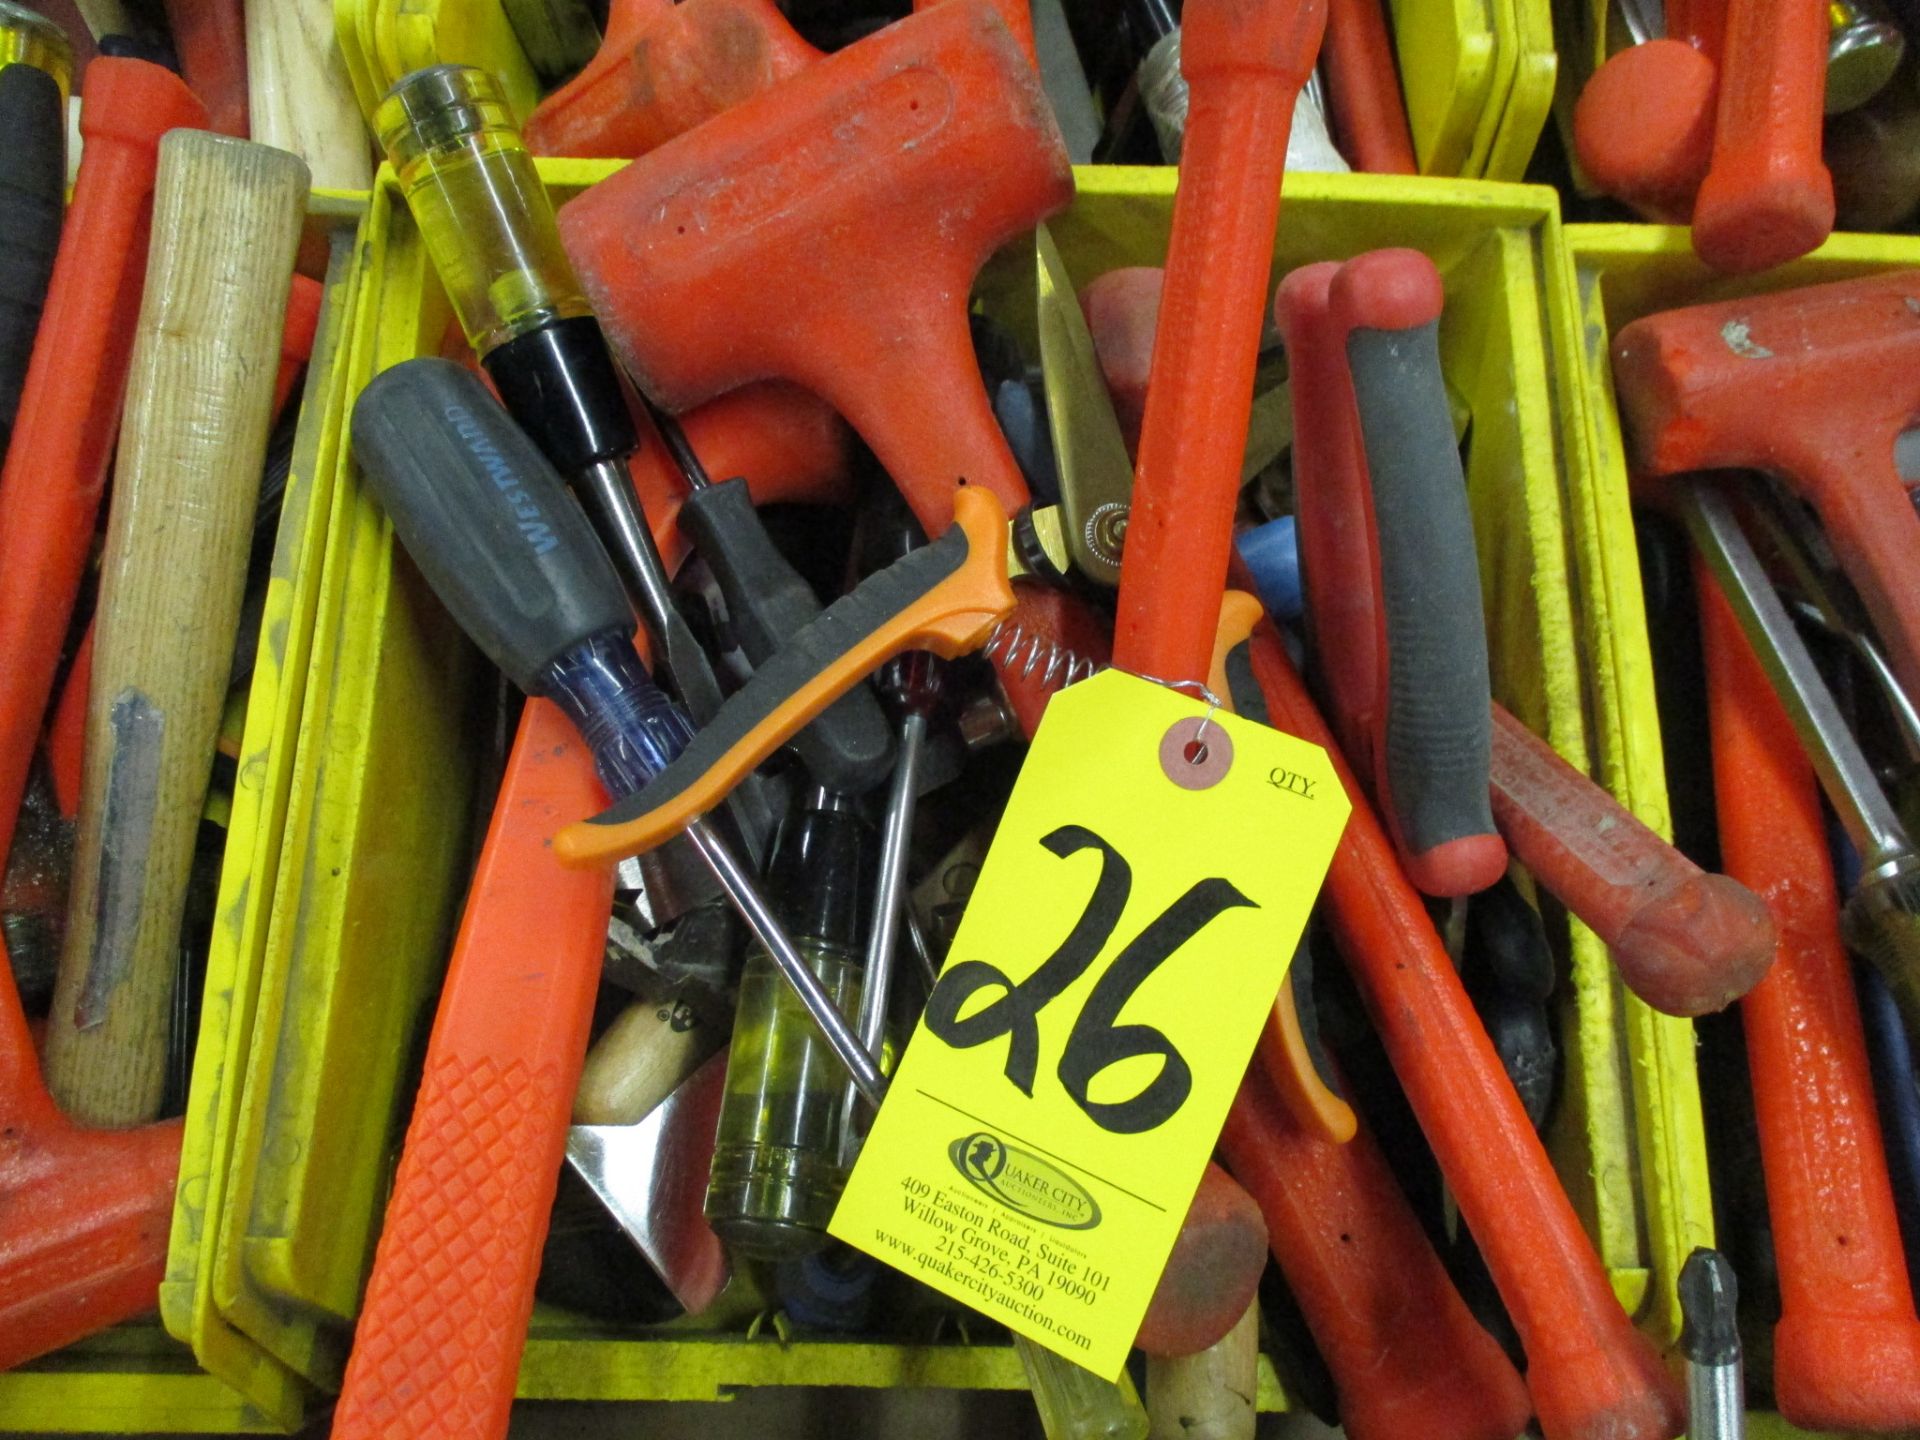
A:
[687,813,887,1107]
[1681,482,1912,870]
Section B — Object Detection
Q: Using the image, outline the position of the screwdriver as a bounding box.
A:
[1679,480,1920,1042]
[1679,1248,1746,1440]
[373,64,728,733]
[350,358,886,1107]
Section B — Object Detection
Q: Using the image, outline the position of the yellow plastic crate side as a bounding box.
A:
[1484,0,1558,182]
[164,229,362,1338]
[1568,263,1713,1343]
[1464,0,1521,177]
[209,190,471,1382]
[1439,228,1652,1304]
[1390,0,1498,175]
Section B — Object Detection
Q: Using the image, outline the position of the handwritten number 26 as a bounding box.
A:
[922,824,1255,1134]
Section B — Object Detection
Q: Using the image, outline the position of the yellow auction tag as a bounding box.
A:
[830,669,1349,1378]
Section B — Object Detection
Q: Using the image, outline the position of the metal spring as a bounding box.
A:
[982,617,1103,693]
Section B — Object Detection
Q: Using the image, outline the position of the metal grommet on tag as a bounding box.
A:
[1159,716,1233,790]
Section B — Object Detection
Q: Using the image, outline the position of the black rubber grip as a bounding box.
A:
[679,477,895,793]
[0,62,65,461]
[1346,320,1497,854]
[350,357,633,691]
[586,518,972,830]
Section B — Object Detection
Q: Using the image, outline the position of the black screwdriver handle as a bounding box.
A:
[0,61,66,462]
[350,357,634,691]
[679,472,895,794]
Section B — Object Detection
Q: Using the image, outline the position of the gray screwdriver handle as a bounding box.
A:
[350,357,633,693]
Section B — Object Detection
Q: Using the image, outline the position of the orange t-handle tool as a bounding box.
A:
[1690,0,1833,271]
[1700,578,1920,1433]
[524,0,1037,158]
[1219,1050,1532,1440]
[559,0,1071,542]
[1613,271,1920,714]
[0,936,182,1369]
[0,57,207,873]
[1321,0,1416,172]
[161,0,247,137]
[1274,252,1506,899]
[1111,0,1326,686]
[1488,703,1775,1014]
[1572,0,1725,222]
[1241,623,1685,1440]
[333,700,615,1440]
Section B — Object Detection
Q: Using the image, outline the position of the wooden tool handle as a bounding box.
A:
[245,0,372,191]
[1146,1299,1259,1440]
[43,130,308,1127]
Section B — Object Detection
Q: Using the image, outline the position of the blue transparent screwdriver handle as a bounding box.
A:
[541,630,698,799]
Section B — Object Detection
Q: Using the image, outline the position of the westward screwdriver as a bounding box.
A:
[351,358,885,1107]
[373,64,729,735]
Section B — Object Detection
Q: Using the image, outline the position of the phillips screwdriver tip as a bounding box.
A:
[1679,1247,1741,1367]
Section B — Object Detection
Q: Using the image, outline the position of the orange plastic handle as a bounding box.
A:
[332,700,615,1440]
[1112,0,1326,686]
[1321,0,1417,173]
[0,58,207,874]
[1243,622,1684,1440]
[1689,0,1834,272]
[525,0,1034,159]
[556,486,1015,866]
[1700,576,1920,1433]
[1219,1059,1532,1440]
[1488,701,1775,1016]
[161,0,247,137]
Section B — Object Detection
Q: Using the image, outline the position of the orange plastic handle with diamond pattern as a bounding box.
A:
[333,700,613,1440]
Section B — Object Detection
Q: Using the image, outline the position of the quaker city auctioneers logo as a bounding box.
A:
[948,1132,1101,1230]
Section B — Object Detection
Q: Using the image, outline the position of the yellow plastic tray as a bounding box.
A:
[1390,0,1499,175]
[335,0,542,126]
[1485,0,1558,180]
[0,166,1713,1430]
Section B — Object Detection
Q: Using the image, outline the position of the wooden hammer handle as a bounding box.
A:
[245,0,372,191]
[43,130,308,1127]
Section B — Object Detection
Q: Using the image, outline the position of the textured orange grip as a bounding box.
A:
[1701,577,1920,1433]
[333,701,614,1440]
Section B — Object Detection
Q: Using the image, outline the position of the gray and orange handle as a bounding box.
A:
[556,485,1015,865]
[1276,250,1506,899]
[1488,703,1775,1015]
[1701,577,1920,1434]
[333,701,615,1440]
[1242,620,1685,1440]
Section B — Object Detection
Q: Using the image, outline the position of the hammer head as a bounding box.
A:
[524,0,818,159]
[1613,269,1920,482]
[560,0,1073,531]
[0,957,179,1369]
